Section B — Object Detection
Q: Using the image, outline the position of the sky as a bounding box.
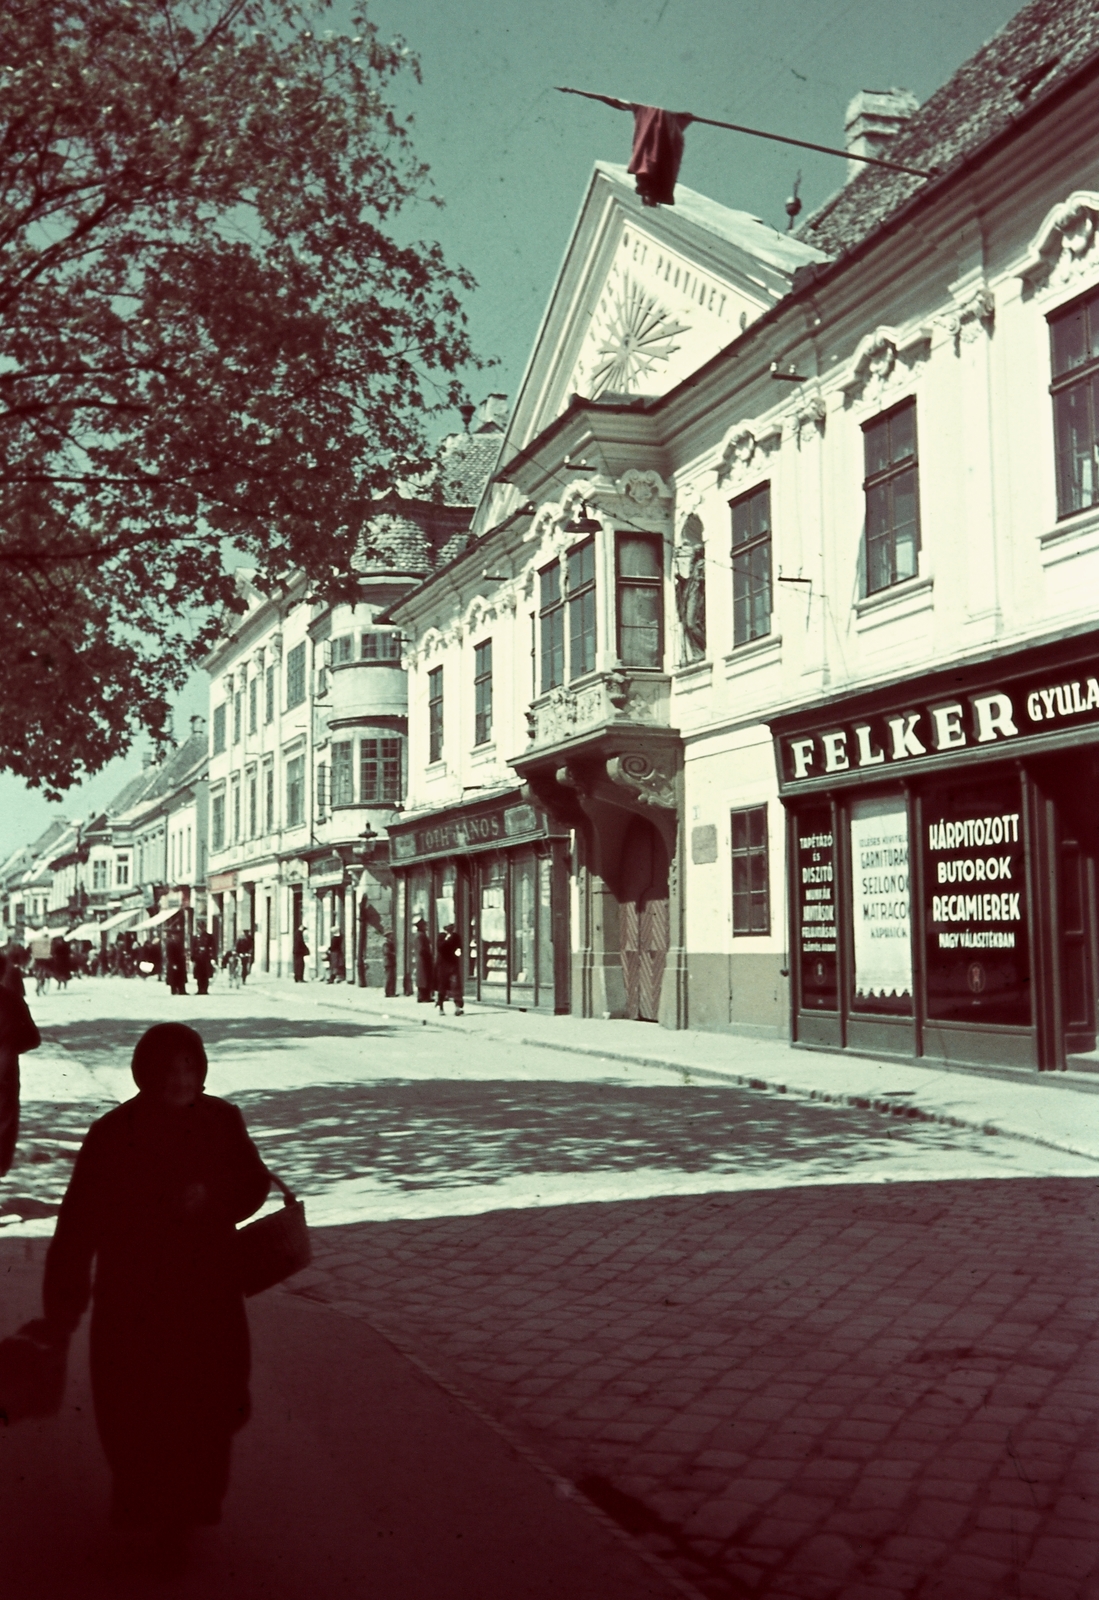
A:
[0,0,1022,858]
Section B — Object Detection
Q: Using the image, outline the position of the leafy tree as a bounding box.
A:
[0,0,478,795]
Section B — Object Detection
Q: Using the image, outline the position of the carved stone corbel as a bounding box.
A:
[606,750,677,811]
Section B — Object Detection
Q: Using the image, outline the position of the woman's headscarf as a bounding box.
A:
[131,1022,208,1094]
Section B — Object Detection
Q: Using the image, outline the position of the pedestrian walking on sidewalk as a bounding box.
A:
[414,919,434,1003]
[292,927,309,983]
[192,936,213,996]
[165,934,188,996]
[40,1022,269,1568]
[0,952,40,1177]
[383,929,397,998]
[236,931,254,985]
[435,924,464,1016]
[325,930,344,984]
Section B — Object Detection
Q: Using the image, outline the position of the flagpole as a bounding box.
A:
[555,87,936,181]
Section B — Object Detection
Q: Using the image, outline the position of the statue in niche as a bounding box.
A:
[674,513,706,662]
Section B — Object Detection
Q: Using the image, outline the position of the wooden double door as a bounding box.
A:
[618,816,670,1023]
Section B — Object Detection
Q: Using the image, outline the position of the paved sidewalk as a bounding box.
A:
[250,978,1099,1164]
[0,1239,689,1600]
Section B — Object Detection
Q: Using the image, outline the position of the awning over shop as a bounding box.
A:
[66,921,103,941]
[133,906,182,933]
[95,907,144,935]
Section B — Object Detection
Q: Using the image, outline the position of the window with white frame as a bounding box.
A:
[360,733,403,803]
[92,858,109,890]
[731,482,772,647]
[331,741,354,805]
[362,631,401,661]
[286,642,307,709]
[286,753,305,826]
[1050,285,1099,518]
[116,854,130,887]
[863,400,920,596]
[473,640,493,745]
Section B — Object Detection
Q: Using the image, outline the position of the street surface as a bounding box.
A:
[2,975,1097,1599]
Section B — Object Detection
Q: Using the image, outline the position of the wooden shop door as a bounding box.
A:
[619,816,670,1022]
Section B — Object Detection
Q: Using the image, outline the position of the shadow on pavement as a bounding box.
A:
[0,1239,678,1600]
[38,1016,394,1055]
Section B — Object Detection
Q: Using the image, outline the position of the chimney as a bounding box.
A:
[190,714,206,739]
[844,88,918,182]
[472,393,509,433]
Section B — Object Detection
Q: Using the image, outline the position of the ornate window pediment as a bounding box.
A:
[1018,192,1099,291]
[843,324,930,404]
[715,423,781,488]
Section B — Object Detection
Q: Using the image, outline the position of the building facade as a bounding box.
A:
[391,0,1099,1074]
[202,403,507,980]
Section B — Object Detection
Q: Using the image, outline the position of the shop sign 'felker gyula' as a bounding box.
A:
[777,665,1099,788]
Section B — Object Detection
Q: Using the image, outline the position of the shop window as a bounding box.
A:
[795,808,837,1010]
[731,806,770,934]
[212,703,227,754]
[731,483,772,646]
[211,792,225,852]
[567,538,596,678]
[539,563,564,691]
[331,635,353,666]
[362,631,402,661]
[1050,285,1099,518]
[248,676,258,736]
[922,775,1029,1026]
[331,740,354,805]
[474,639,493,745]
[286,754,305,827]
[849,794,912,1014]
[264,664,275,724]
[247,769,258,837]
[480,858,508,986]
[428,666,444,763]
[863,400,920,596]
[263,763,274,832]
[616,534,663,669]
[286,641,306,709]
[233,688,243,744]
[361,735,402,803]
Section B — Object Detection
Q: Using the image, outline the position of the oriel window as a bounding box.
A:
[567,538,596,678]
[331,635,353,666]
[361,735,403,803]
[731,805,770,935]
[1050,285,1099,518]
[731,483,772,646]
[331,741,354,805]
[616,533,663,668]
[863,400,920,595]
[474,639,493,745]
[428,666,444,763]
[539,563,565,691]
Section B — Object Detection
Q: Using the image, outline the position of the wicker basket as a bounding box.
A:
[237,1172,312,1298]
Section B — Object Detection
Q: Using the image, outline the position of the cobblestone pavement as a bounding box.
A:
[4,979,1098,1598]
[296,1181,1099,1600]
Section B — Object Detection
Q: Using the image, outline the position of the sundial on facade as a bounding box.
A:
[588,272,689,398]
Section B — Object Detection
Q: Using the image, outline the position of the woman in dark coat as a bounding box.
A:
[42,1022,269,1551]
[414,919,434,1003]
[192,936,213,996]
[292,927,309,983]
[164,933,187,996]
